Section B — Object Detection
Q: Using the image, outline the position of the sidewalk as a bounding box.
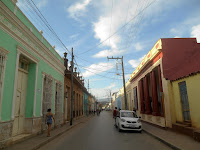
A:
[142,122,200,150]
[4,116,93,150]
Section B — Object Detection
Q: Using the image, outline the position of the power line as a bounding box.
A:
[78,0,157,55]
[26,0,89,87]
[19,0,62,48]
[75,65,122,80]
[28,0,71,56]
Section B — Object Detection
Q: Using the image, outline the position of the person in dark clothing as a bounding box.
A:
[133,108,137,115]
[113,107,118,126]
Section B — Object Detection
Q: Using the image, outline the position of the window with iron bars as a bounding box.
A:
[0,52,6,102]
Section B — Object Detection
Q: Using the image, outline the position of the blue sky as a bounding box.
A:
[17,0,200,99]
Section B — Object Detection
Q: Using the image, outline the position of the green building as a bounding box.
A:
[0,0,65,147]
[83,92,89,116]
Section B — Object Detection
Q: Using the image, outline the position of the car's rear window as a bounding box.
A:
[121,112,137,118]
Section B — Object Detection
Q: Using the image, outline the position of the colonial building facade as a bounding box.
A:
[120,38,200,140]
[83,92,89,116]
[63,55,85,121]
[0,0,65,147]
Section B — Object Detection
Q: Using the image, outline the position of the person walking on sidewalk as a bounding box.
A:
[113,107,118,126]
[45,108,55,137]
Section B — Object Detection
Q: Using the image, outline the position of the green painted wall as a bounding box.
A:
[0,29,17,121]
[1,0,63,62]
[0,1,64,121]
[0,27,64,121]
[25,63,36,118]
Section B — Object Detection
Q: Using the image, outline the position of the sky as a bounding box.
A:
[17,0,200,100]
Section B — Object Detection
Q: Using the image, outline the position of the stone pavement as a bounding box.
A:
[142,122,200,150]
[3,115,93,150]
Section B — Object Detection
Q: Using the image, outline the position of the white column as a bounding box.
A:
[11,51,20,120]
[33,64,38,117]
[40,74,45,116]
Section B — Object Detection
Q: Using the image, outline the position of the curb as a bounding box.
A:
[32,116,94,150]
[143,129,181,150]
[32,123,81,150]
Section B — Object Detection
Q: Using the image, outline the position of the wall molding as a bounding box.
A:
[17,45,39,63]
[0,2,65,75]
[0,47,9,121]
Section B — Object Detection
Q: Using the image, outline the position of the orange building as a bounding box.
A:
[63,54,85,122]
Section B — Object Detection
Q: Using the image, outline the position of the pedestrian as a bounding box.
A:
[113,107,118,126]
[133,108,137,115]
[45,108,55,137]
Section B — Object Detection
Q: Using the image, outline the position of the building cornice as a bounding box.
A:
[17,45,39,63]
[0,1,65,75]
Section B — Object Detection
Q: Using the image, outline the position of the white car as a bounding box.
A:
[116,110,142,132]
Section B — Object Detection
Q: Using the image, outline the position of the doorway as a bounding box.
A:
[179,81,191,122]
[12,59,29,136]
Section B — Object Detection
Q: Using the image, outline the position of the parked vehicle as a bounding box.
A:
[116,110,142,132]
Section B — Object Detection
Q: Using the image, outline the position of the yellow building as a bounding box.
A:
[169,74,200,139]
[127,38,200,132]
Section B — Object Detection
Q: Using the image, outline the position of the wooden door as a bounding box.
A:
[179,81,191,121]
[13,69,28,136]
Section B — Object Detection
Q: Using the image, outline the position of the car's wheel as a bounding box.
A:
[118,124,121,132]
[139,130,142,133]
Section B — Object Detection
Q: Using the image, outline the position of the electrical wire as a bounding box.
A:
[78,0,157,55]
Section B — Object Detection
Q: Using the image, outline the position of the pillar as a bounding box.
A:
[151,71,160,116]
[144,76,151,114]
[139,79,145,113]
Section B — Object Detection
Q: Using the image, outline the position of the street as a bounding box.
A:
[38,111,171,150]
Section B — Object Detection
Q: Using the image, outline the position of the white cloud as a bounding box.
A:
[191,24,200,43]
[90,82,118,99]
[93,49,125,58]
[67,0,92,20]
[37,0,48,8]
[128,60,140,68]
[174,36,180,38]
[107,83,116,89]
[82,62,114,77]
[170,28,182,36]
[128,55,146,68]
[70,34,79,39]
[135,42,142,51]
[92,0,164,58]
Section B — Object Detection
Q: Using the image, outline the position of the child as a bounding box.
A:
[45,108,55,137]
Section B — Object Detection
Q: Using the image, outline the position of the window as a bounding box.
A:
[0,51,7,101]
[133,87,138,110]
[0,48,9,120]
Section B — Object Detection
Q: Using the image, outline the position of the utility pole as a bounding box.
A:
[70,48,74,125]
[88,79,89,93]
[107,56,127,110]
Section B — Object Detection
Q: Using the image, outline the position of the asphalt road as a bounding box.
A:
[38,111,171,150]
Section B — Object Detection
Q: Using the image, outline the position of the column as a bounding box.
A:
[158,65,164,116]
[144,76,151,114]
[11,51,20,119]
[40,74,45,116]
[139,79,145,113]
[151,71,160,116]
[158,65,163,92]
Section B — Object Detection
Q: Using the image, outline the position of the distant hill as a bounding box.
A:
[97,98,111,102]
